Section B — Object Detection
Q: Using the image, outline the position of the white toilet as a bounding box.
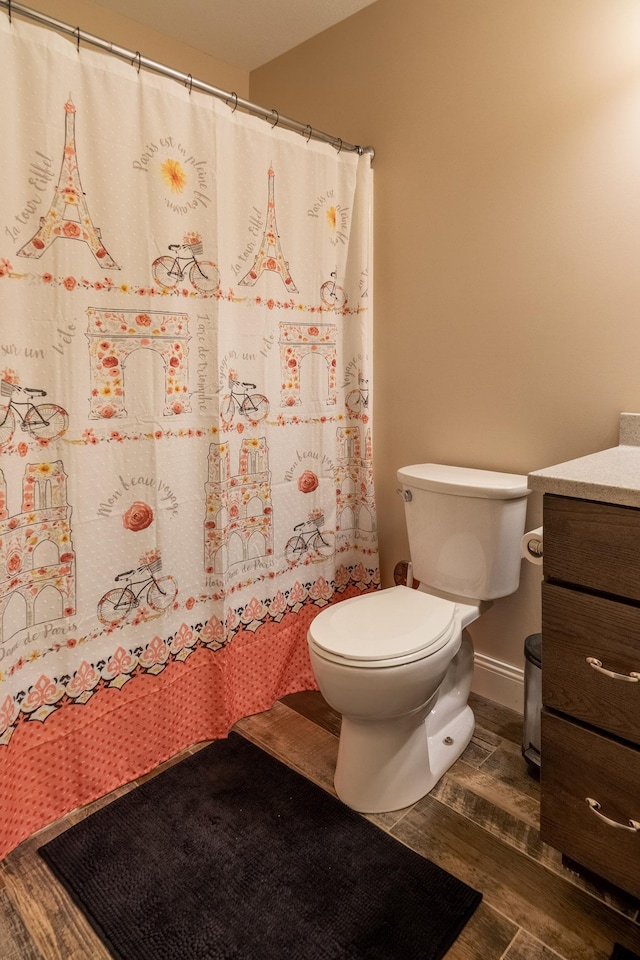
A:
[308,463,530,813]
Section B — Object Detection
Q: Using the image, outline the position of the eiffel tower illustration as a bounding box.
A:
[239,167,297,292]
[17,99,119,269]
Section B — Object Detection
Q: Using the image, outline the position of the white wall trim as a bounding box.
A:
[472,652,525,715]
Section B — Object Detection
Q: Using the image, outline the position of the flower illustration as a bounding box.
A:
[1,368,19,385]
[139,548,161,567]
[123,501,154,532]
[161,158,187,193]
[298,470,319,494]
[62,222,81,238]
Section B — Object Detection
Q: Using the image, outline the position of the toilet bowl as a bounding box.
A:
[307,462,530,814]
[308,584,480,812]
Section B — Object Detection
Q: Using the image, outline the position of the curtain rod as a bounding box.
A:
[0,0,374,161]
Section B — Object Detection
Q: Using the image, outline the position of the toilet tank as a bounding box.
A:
[397,463,530,601]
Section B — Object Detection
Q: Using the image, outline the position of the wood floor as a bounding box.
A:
[1,690,639,960]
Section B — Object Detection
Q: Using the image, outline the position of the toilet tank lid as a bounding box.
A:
[397,463,530,499]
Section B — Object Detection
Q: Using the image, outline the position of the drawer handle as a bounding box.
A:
[586,798,640,832]
[586,657,640,683]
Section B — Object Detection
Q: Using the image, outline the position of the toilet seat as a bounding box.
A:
[308,585,458,668]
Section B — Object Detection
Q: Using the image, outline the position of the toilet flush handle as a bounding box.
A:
[396,488,412,502]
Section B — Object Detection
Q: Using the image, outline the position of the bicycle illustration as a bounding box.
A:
[345,376,369,416]
[0,380,69,446]
[285,512,335,564]
[320,271,347,309]
[152,237,220,296]
[220,374,269,427]
[97,557,178,626]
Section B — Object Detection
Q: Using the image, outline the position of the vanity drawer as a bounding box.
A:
[542,583,640,744]
[540,710,640,898]
[544,495,640,602]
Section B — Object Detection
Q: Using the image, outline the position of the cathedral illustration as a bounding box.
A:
[335,426,376,538]
[205,438,273,575]
[0,461,76,644]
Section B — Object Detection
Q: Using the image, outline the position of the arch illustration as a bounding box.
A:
[86,308,191,419]
[279,321,337,407]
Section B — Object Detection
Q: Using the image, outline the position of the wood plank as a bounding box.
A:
[443,900,518,959]
[4,784,132,867]
[0,882,44,960]
[478,736,541,802]
[234,699,339,795]
[280,690,342,737]
[2,855,112,960]
[468,692,524,746]
[391,794,640,960]
[504,929,576,960]
[432,759,639,920]
[432,759,541,831]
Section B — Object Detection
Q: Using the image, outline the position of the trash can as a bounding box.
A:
[522,632,542,769]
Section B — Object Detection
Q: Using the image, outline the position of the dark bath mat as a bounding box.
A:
[611,946,640,960]
[39,731,482,960]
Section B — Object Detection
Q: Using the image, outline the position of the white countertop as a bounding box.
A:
[528,413,640,508]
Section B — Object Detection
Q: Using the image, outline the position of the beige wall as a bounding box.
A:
[251,0,640,675]
[18,0,248,96]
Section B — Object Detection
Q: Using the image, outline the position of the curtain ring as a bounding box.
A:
[74,26,80,52]
[270,109,279,128]
[186,74,193,94]
[132,51,141,74]
[226,92,238,113]
[305,124,313,143]
[335,138,343,155]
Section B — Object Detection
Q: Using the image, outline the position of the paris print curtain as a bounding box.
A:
[0,14,378,858]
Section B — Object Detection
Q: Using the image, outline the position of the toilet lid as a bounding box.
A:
[309,586,456,662]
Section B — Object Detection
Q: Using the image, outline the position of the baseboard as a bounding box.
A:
[472,652,524,714]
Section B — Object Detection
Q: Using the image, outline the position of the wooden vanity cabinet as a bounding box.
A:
[540,494,640,898]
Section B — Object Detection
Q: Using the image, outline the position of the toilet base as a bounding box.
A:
[334,704,474,813]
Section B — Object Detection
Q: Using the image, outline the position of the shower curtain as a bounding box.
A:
[0,14,378,859]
